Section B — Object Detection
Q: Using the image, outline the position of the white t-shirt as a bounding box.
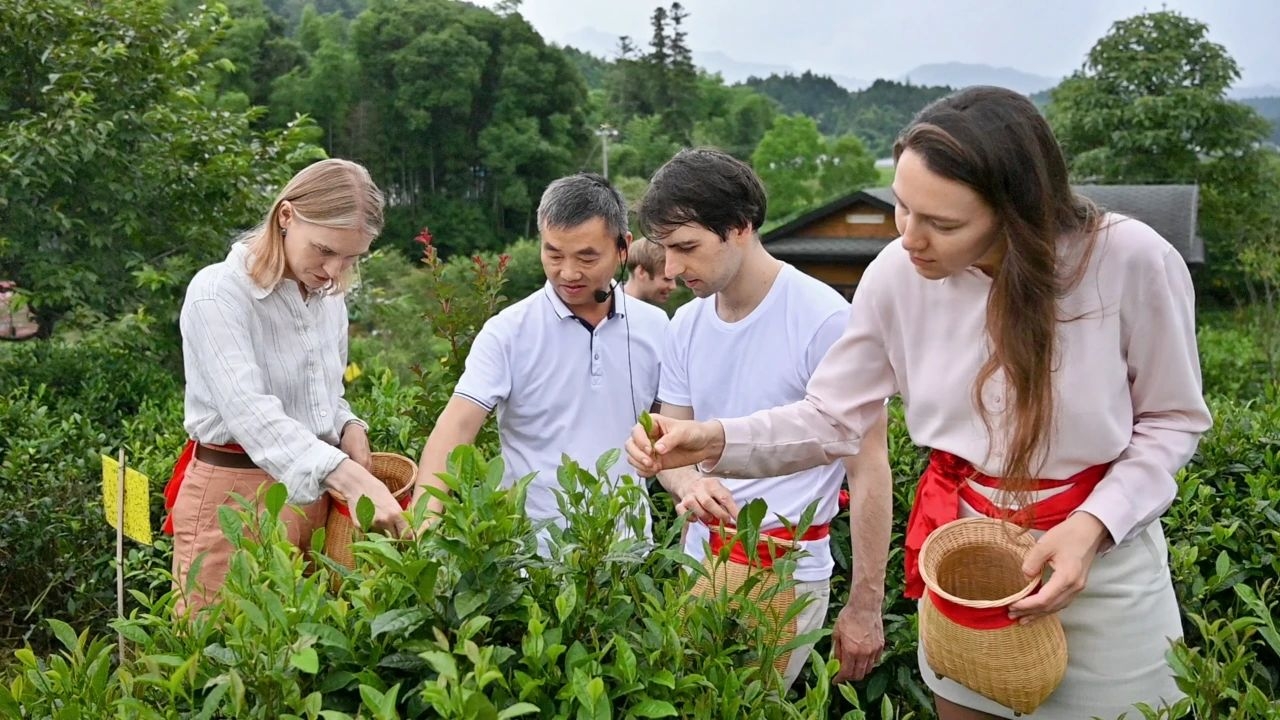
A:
[660,264,849,581]
[454,282,667,535]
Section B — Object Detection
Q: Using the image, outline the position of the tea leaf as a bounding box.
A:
[370,608,428,638]
[596,447,621,477]
[639,411,655,438]
[264,482,287,517]
[289,647,319,674]
[497,703,541,719]
[356,495,375,531]
[555,583,578,623]
[629,699,677,717]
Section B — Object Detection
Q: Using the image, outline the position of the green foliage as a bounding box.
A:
[745,75,952,158]
[1,296,1277,718]
[753,115,827,220]
[341,0,588,250]
[1,447,839,717]
[1045,9,1277,306]
[752,115,878,221]
[1238,96,1280,146]
[0,339,183,652]
[1047,10,1266,183]
[0,0,322,337]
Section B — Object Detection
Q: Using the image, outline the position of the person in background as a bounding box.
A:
[622,233,678,307]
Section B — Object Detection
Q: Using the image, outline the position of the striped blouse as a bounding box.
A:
[179,242,365,504]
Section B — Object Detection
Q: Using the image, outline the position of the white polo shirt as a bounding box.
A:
[454,281,667,531]
[660,264,850,582]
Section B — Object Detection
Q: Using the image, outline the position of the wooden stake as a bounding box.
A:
[116,448,126,666]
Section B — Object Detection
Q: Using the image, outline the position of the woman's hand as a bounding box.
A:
[625,415,725,475]
[339,422,373,470]
[1008,512,1109,622]
[325,459,409,538]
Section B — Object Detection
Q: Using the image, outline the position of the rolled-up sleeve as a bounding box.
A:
[182,297,348,504]
[1075,246,1212,544]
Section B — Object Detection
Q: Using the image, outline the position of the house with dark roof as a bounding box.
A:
[762,185,1203,299]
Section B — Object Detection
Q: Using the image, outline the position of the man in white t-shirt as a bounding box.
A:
[412,173,668,552]
[638,148,892,691]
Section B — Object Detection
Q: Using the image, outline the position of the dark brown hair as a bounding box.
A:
[638,148,767,241]
[894,86,1099,498]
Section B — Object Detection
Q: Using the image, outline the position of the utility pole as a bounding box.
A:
[594,124,619,180]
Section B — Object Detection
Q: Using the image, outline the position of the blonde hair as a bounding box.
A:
[243,158,385,294]
[626,236,667,278]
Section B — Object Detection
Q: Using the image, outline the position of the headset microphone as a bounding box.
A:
[595,233,628,304]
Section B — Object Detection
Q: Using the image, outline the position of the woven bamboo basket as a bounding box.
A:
[689,531,799,677]
[323,452,417,573]
[919,517,1067,715]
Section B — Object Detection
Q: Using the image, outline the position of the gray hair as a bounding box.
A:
[536,173,629,241]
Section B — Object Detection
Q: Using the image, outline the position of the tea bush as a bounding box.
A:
[1,278,1277,718]
[0,447,850,718]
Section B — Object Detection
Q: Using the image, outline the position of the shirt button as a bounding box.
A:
[320,410,329,418]
[593,353,600,360]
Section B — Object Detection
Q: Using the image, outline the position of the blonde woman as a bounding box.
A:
[164,158,408,615]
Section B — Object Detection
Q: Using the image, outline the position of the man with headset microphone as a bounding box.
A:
[411,173,668,554]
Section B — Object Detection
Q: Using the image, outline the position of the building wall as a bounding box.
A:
[796,201,898,239]
[794,262,866,300]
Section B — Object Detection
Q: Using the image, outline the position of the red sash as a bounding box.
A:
[903,450,1108,601]
[706,522,831,569]
[161,439,247,535]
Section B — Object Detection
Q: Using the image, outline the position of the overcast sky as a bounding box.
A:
[475,0,1279,90]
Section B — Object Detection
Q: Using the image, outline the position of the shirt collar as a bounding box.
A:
[541,280,623,321]
[228,241,323,302]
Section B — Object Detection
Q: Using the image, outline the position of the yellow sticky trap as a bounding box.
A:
[344,362,362,383]
[102,455,153,546]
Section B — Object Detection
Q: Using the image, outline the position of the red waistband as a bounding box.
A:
[706,522,831,569]
[161,439,246,535]
[902,450,1108,599]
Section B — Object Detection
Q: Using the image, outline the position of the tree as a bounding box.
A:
[820,134,878,197]
[1048,10,1268,183]
[0,0,320,338]
[270,6,359,154]
[351,0,588,253]
[661,2,697,142]
[1046,9,1274,301]
[751,114,825,220]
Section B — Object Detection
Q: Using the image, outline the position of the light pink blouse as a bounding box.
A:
[710,214,1212,545]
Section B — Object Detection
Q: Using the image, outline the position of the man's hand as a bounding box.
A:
[340,422,373,470]
[831,596,884,682]
[672,476,740,525]
[1008,512,1109,622]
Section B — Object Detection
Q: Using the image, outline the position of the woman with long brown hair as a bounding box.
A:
[625,86,1212,719]
[165,158,410,616]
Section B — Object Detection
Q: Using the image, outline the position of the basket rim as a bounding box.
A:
[918,517,1039,608]
[327,451,417,505]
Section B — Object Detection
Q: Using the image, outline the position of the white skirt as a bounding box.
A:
[919,514,1184,719]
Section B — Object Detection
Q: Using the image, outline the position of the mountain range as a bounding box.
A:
[558,26,1279,100]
